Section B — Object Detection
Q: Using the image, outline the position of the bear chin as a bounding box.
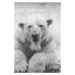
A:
[30,41,41,50]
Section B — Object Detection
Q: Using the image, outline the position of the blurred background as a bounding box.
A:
[14,2,61,25]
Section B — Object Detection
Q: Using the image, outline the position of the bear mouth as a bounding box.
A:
[32,34,39,42]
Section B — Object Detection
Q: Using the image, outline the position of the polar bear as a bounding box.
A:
[14,13,61,73]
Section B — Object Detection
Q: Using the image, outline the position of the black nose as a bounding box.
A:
[32,34,38,38]
[32,34,39,42]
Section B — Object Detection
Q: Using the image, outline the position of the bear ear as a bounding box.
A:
[18,23,24,29]
[46,19,53,26]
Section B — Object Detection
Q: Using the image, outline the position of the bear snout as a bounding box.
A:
[32,34,39,42]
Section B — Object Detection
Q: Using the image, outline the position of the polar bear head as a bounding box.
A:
[18,14,53,50]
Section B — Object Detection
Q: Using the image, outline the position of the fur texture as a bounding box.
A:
[14,13,61,73]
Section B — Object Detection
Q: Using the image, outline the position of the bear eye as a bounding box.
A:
[28,25,32,28]
[39,25,43,27]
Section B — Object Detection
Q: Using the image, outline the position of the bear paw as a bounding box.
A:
[14,50,28,72]
[15,60,28,73]
[28,53,46,72]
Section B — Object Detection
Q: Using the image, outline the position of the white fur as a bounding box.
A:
[14,13,61,72]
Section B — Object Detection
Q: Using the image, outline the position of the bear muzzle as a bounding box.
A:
[32,34,39,42]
